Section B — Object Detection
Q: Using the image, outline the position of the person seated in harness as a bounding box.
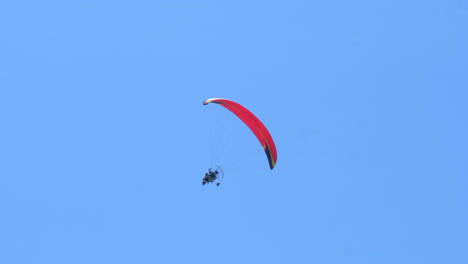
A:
[202,168,219,185]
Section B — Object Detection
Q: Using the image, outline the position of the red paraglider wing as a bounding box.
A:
[203,98,277,169]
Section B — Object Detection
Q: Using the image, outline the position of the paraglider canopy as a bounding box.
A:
[203,98,277,169]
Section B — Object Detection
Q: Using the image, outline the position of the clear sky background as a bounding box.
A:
[1,1,467,263]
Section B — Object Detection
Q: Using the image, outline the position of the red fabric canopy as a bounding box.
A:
[203,98,277,169]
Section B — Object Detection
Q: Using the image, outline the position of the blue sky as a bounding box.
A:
[1,1,467,263]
